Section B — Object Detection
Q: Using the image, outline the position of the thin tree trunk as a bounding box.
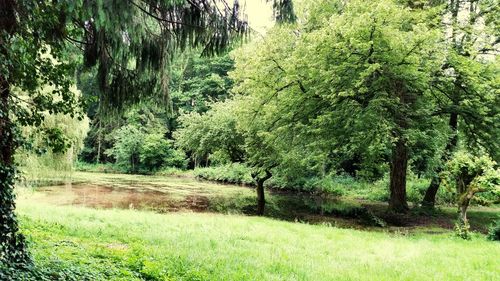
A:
[253,170,272,216]
[96,119,102,164]
[389,137,409,213]
[256,180,265,215]
[422,104,458,207]
[459,205,468,225]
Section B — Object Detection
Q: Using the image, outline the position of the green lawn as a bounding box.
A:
[13,172,500,280]
[17,199,500,281]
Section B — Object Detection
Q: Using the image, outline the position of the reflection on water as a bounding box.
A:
[37,183,209,213]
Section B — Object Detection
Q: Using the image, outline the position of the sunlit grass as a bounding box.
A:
[17,199,499,281]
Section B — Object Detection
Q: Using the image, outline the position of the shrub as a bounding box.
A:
[75,161,124,173]
[442,151,499,239]
[194,163,253,185]
[488,220,500,241]
[454,220,471,240]
[140,133,187,171]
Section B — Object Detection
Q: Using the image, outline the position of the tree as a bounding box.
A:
[0,1,82,267]
[441,151,499,239]
[170,52,235,115]
[106,107,186,173]
[421,0,500,207]
[232,0,444,212]
[175,101,245,167]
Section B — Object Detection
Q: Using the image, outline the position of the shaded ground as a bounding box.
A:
[20,171,499,234]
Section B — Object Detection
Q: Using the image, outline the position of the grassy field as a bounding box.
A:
[16,201,500,281]
[13,172,500,280]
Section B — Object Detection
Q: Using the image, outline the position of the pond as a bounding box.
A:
[36,183,210,213]
[32,180,385,228]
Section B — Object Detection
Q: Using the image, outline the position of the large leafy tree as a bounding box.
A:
[175,101,245,166]
[232,0,445,212]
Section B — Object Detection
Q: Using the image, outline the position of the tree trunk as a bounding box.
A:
[388,79,412,213]
[96,119,102,164]
[0,0,31,267]
[459,204,468,225]
[253,170,272,216]
[389,137,409,213]
[457,185,474,230]
[422,176,440,208]
[0,76,30,267]
[422,108,458,208]
[256,180,265,216]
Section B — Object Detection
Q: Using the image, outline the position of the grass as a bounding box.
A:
[17,200,500,281]
[11,171,500,280]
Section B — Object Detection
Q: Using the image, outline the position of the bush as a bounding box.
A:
[454,219,472,240]
[106,125,187,173]
[194,163,253,185]
[140,133,187,171]
[488,220,500,241]
[155,167,189,177]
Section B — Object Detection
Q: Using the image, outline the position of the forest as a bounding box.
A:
[0,0,499,280]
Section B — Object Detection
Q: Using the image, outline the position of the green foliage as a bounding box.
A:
[16,88,90,186]
[175,101,245,166]
[79,52,236,166]
[230,0,447,211]
[106,125,186,173]
[141,133,186,170]
[69,0,248,113]
[170,53,235,115]
[442,151,500,204]
[106,125,144,172]
[75,162,124,174]
[194,163,254,185]
[442,151,500,239]
[488,219,500,241]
